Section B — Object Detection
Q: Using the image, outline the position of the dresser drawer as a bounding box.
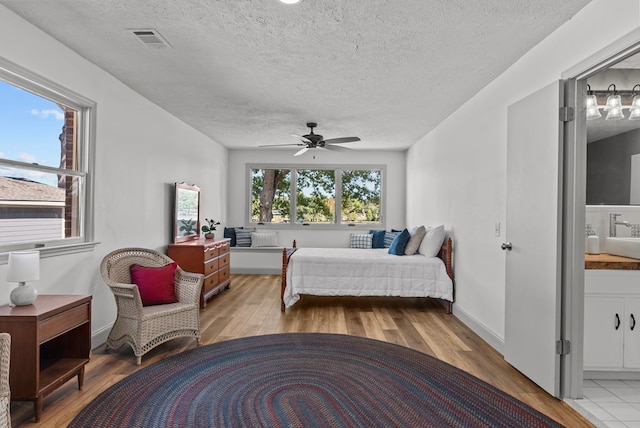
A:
[39,303,90,343]
[218,265,230,284]
[204,246,218,260]
[204,258,219,275]
[219,252,230,268]
[218,241,230,255]
[203,272,219,293]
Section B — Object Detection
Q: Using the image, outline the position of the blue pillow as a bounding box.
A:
[384,231,400,248]
[388,229,411,255]
[224,227,240,246]
[369,230,386,249]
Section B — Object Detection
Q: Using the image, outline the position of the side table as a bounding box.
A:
[0,295,91,422]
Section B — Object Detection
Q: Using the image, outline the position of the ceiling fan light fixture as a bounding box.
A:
[280,0,300,4]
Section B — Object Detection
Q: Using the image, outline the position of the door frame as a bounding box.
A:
[561,28,640,399]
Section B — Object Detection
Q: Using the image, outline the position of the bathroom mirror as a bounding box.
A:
[586,54,640,205]
[174,182,200,243]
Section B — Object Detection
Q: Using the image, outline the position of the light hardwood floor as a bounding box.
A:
[11,274,592,427]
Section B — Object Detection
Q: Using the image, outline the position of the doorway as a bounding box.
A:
[561,39,640,413]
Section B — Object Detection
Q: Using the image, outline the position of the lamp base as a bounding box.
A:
[10,283,37,306]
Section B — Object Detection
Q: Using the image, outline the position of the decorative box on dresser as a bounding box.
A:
[168,238,231,308]
[0,294,91,422]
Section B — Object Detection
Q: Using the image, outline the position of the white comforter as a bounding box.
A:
[284,248,453,308]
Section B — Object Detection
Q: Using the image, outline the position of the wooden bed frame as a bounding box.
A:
[281,237,454,313]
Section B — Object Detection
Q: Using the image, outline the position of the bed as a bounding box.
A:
[280,237,454,313]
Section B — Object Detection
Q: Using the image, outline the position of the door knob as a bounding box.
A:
[501,242,513,251]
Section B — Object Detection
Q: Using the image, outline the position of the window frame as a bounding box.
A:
[0,57,97,260]
[246,163,386,230]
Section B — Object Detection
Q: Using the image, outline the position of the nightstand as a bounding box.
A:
[0,295,91,422]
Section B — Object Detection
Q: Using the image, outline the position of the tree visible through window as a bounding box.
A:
[250,166,383,226]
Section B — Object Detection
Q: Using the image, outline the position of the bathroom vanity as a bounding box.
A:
[584,254,640,377]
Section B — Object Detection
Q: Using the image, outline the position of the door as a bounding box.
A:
[624,298,640,369]
[504,81,564,397]
[584,296,623,369]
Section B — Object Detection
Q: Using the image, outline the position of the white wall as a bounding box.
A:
[0,6,228,348]
[227,149,406,252]
[406,0,640,350]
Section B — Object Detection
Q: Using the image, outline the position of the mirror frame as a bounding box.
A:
[174,182,201,244]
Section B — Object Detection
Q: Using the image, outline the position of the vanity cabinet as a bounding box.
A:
[168,238,231,308]
[584,270,640,372]
[584,296,640,369]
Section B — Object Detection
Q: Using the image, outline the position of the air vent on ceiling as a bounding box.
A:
[129,28,172,49]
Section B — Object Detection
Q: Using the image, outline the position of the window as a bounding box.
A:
[0,59,95,253]
[249,165,383,227]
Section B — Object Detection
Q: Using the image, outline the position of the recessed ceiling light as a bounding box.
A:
[280,0,300,4]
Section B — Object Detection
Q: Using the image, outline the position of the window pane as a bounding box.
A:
[0,167,82,244]
[0,80,78,170]
[341,170,381,224]
[296,169,335,224]
[251,168,291,223]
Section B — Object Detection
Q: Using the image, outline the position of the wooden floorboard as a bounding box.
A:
[10,274,593,427]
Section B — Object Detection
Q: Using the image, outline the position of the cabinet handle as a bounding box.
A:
[632,314,636,331]
[615,313,621,330]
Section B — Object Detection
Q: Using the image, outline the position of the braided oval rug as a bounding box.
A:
[69,333,562,427]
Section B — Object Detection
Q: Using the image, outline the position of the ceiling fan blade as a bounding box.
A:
[292,134,312,144]
[322,137,361,145]
[294,147,309,157]
[259,143,306,147]
[322,144,353,153]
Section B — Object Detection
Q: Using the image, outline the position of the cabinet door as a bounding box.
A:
[584,296,624,369]
[624,298,640,369]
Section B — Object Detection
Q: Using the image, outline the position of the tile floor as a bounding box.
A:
[568,380,640,427]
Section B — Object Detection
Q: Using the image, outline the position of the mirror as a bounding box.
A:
[587,53,640,205]
[174,182,200,243]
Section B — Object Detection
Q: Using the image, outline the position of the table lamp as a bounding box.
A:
[7,251,40,306]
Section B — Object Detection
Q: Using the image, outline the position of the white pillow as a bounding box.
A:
[418,225,445,257]
[350,233,373,249]
[405,225,427,255]
[251,232,279,247]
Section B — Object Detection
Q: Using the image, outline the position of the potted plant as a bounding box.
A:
[201,218,220,239]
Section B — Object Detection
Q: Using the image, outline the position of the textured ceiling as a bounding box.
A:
[0,0,591,151]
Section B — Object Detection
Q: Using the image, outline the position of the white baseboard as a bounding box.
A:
[452,304,505,356]
[231,267,281,274]
[584,370,640,380]
[91,323,111,350]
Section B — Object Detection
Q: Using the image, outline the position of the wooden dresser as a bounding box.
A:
[168,238,231,308]
[0,295,91,422]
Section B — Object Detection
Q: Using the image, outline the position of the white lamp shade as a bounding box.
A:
[630,108,640,120]
[7,251,40,282]
[586,105,602,120]
[604,94,622,111]
[606,106,625,120]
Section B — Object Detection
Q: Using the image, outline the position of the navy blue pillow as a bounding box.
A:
[388,229,411,255]
[369,230,386,249]
[224,227,240,246]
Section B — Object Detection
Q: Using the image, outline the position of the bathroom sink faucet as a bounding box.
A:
[610,213,632,237]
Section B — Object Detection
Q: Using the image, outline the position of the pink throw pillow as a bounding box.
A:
[130,262,178,306]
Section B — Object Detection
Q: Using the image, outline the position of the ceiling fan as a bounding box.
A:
[260,122,361,156]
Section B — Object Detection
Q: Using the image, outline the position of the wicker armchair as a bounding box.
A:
[0,333,10,428]
[100,248,203,365]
